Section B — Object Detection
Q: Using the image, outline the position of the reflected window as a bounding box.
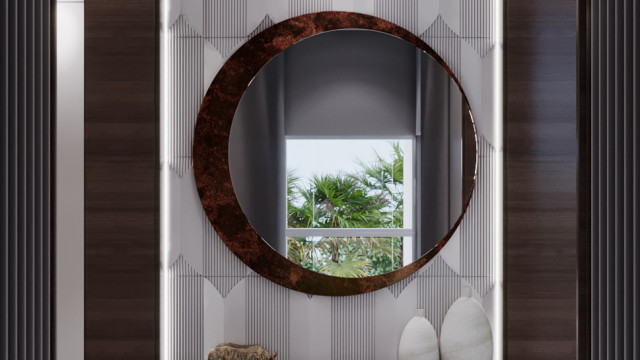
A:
[285,139,414,277]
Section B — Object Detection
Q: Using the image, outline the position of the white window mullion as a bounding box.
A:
[285,228,414,238]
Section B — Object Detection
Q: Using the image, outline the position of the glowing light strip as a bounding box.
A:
[160,0,170,359]
[493,0,504,359]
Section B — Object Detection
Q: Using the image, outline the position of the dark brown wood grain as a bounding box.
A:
[577,1,590,358]
[84,0,158,359]
[506,0,578,358]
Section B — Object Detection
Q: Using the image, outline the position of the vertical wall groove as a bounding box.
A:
[289,0,331,17]
[169,257,203,360]
[416,256,461,336]
[331,294,375,360]
[247,277,289,360]
[85,0,157,358]
[591,0,639,357]
[419,16,460,75]
[1,1,52,359]
[204,0,247,38]
[373,0,417,34]
[461,136,495,297]
[168,16,203,177]
[461,0,495,56]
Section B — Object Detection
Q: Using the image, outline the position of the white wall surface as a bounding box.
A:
[56,2,84,360]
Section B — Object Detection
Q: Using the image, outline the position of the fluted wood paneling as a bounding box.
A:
[1,1,53,359]
[590,0,639,358]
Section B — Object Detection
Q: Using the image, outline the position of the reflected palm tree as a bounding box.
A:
[287,142,404,277]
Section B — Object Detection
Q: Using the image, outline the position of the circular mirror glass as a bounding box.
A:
[228,29,476,278]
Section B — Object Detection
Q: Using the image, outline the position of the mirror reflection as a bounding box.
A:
[229,29,476,278]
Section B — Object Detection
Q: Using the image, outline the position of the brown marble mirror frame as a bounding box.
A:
[193,11,478,296]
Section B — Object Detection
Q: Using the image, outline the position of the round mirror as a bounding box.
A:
[194,12,477,295]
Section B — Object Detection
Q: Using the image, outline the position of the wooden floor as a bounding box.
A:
[505,0,578,358]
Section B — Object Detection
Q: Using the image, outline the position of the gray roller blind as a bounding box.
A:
[1,1,54,360]
[590,0,639,358]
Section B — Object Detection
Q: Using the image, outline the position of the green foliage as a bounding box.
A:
[286,142,405,278]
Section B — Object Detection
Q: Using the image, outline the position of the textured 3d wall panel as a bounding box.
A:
[1,1,53,359]
[461,136,496,298]
[163,1,500,359]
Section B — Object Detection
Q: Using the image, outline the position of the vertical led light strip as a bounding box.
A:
[56,3,85,360]
[160,0,170,359]
[493,0,504,359]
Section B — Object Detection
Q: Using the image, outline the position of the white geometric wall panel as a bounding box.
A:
[289,0,331,17]
[420,15,461,76]
[461,136,496,297]
[374,0,418,34]
[246,277,290,359]
[204,0,247,37]
[331,294,375,360]
[416,256,462,336]
[169,257,204,360]
[163,1,501,359]
[460,0,496,57]
[168,16,204,177]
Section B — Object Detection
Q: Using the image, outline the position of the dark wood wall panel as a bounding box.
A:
[81,0,586,358]
[506,0,578,358]
[85,0,158,359]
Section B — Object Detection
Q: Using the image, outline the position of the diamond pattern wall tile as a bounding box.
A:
[387,272,419,299]
[207,37,247,59]
[420,15,461,75]
[416,276,461,336]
